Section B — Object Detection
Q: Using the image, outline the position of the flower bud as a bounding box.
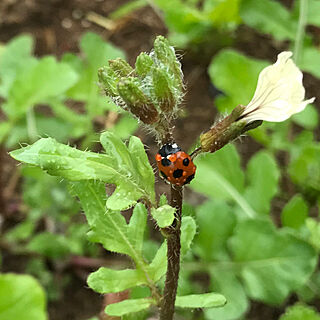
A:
[109,58,134,77]
[135,52,154,77]
[117,77,159,124]
[153,36,183,91]
[98,66,118,97]
[152,67,176,112]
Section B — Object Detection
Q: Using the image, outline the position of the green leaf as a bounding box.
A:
[10,132,155,209]
[280,303,320,320]
[230,219,317,304]
[306,218,320,251]
[240,0,296,41]
[0,121,11,144]
[151,205,175,228]
[194,200,236,261]
[87,268,146,293]
[0,273,47,320]
[100,132,155,209]
[73,181,146,260]
[244,151,280,215]
[3,56,78,119]
[300,46,320,79]
[26,232,71,259]
[191,144,256,218]
[180,216,197,256]
[175,292,226,308]
[105,298,154,316]
[281,195,308,229]
[292,104,318,130]
[206,271,249,320]
[64,32,124,115]
[0,35,36,98]
[289,143,320,193]
[208,49,268,112]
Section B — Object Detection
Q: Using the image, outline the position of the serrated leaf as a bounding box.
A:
[151,205,175,228]
[245,151,280,215]
[101,132,155,210]
[240,0,296,41]
[208,49,268,112]
[72,181,147,261]
[0,273,47,320]
[3,56,78,119]
[10,132,155,209]
[176,292,226,308]
[191,144,256,218]
[105,298,155,316]
[87,267,146,293]
[281,195,308,229]
[180,216,197,256]
[280,303,320,320]
[230,219,317,304]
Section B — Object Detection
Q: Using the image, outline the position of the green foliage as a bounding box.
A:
[281,195,308,229]
[0,32,136,147]
[151,205,175,228]
[231,219,316,304]
[0,273,47,320]
[280,303,320,320]
[105,298,155,316]
[191,145,280,218]
[10,132,155,210]
[175,293,226,308]
[240,0,297,41]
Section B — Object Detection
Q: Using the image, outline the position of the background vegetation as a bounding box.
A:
[1,0,320,319]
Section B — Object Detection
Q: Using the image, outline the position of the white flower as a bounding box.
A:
[240,51,315,123]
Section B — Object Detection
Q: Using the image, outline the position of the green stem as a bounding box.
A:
[293,0,308,65]
[26,107,38,142]
[160,185,183,320]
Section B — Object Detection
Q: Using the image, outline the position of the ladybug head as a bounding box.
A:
[158,143,181,157]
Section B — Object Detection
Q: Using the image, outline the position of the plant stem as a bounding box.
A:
[293,0,308,65]
[160,185,183,320]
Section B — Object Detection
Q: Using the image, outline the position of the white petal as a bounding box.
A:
[240,51,315,123]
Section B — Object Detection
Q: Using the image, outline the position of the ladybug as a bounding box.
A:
[155,143,196,186]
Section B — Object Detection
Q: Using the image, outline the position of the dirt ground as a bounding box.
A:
[1,0,320,319]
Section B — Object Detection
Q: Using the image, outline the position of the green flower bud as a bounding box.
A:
[117,77,159,124]
[109,58,134,77]
[135,52,154,77]
[200,105,248,153]
[153,36,183,90]
[98,66,118,97]
[152,67,176,112]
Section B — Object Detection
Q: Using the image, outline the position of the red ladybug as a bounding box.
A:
[155,143,196,186]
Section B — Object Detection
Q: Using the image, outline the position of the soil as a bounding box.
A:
[1,0,320,319]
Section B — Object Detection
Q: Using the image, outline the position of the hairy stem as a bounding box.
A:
[293,0,308,64]
[160,185,183,320]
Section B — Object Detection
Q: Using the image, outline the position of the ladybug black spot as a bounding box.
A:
[184,174,195,185]
[173,169,183,178]
[183,158,190,166]
[160,171,167,179]
[161,158,172,167]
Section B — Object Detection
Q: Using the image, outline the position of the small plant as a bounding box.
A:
[9,35,315,319]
